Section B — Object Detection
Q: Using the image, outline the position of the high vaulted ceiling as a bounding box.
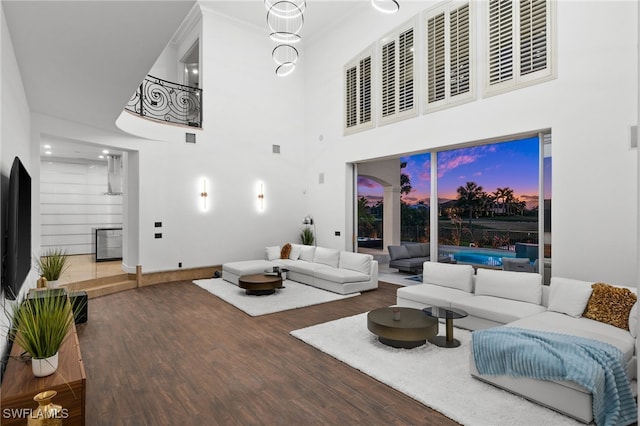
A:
[2,0,196,133]
[2,0,370,160]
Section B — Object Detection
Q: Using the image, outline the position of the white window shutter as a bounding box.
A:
[488,0,514,86]
[486,0,554,96]
[450,3,471,96]
[344,47,375,135]
[345,66,357,129]
[381,40,396,118]
[425,1,474,113]
[519,0,548,76]
[359,56,372,124]
[427,12,446,104]
[379,18,417,126]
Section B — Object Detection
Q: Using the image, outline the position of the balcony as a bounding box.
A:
[125,75,202,128]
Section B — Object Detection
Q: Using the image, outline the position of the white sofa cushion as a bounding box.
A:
[299,245,316,262]
[475,268,542,304]
[338,251,372,275]
[314,265,369,283]
[452,295,546,324]
[223,259,274,276]
[314,247,340,268]
[422,262,474,293]
[289,244,302,260]
[265,246,281,261]
[547,277,593,318]
[397,284,472,309]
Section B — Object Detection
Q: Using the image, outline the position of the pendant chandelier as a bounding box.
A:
[371,0,400,14]
[265,0,305,76]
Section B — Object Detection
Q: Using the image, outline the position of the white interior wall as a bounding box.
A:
[39,158,123,255]
[33,7,307,273]
[303,1,638,286]
[0,4,37,357]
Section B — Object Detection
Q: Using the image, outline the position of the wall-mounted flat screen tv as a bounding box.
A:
[3,157,31,300]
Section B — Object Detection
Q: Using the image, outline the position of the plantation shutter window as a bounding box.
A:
[379,18,417,125]
[427,13,446,103]
[450,4,471,96]
[520,0,548,76]
[344,47,375,135]
[345,66,357,129]
[486,0,554,96]
[381,41,396,118]
[359,56,372,124]
[398,28,414,112]
[425,1,474,113]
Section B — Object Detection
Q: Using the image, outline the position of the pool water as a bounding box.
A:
[439,248,515,267]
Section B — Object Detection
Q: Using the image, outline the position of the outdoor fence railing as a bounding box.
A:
[125,75,202,128]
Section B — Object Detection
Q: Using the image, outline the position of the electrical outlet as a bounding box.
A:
[178,262,182,268]
[154,233,162,239]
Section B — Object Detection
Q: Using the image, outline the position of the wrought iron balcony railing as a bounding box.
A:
[125,75,202,128]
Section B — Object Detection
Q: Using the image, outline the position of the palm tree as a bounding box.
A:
[456,181,485,232]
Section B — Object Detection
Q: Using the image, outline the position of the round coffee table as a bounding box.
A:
[238,274,283,296]
[422,306,468,348]
[367,307,438,349]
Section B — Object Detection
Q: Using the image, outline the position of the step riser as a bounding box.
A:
[84,281,137,299]
[62,273,135,291]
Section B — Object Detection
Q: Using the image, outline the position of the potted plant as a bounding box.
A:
[36,248,69,288]
[300,226,315,246]
[7,289,74,377]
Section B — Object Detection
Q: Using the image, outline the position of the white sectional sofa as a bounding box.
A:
[222,244,378,295]
[397,262,548,330]
[396,262,637,424]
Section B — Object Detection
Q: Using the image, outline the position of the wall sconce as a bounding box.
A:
[257,182,265,212]
[200,178,208,211]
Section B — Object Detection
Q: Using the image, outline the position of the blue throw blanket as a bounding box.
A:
[472,327,637,426]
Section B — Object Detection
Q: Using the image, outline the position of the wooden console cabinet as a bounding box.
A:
[1,320,86,425]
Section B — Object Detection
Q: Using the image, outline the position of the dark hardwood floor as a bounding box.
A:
[76,281,460,425]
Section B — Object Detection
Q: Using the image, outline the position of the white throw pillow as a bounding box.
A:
[547,277,593,318]
[289,244,302,260]
[338,251,372,275]
[265,246,281,261]
[422,262,474,292]
[314,247,340,268]
[299,245,316,262]
[475,268,542,304]
[629,302,638,338]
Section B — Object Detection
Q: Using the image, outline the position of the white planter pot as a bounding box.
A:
[47,280,59,288]
[32,352,59,377]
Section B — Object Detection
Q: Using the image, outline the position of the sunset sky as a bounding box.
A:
[358,136,546,209]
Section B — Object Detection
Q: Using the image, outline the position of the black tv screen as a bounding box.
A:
[3,157,31,300]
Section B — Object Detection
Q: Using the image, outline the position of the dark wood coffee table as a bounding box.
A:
[367,307,438,348]
[238,274,283,295]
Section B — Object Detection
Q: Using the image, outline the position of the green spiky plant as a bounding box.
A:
[300,226,315,246]
[7,290,74,359]
[36,248,69,281]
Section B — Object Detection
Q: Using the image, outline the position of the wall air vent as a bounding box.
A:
[272,144,280,154]
[186,133,196,144]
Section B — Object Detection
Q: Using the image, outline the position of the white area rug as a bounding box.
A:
[291,312,581,426]
[193,278,359,316]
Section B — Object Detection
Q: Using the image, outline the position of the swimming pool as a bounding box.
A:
[438,246,516,267]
